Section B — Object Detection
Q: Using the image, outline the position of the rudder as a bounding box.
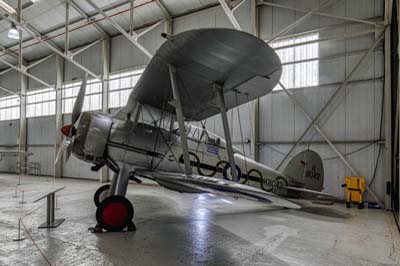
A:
[282,150,324,191]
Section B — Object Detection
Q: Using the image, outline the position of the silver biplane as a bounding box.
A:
[56,28,334,232]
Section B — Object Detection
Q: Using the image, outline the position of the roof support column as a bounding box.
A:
[129,0,134,36]
[164,18,173,35]
[17,0,27,174]
[251,0,260,161]
[216,84,238,181]
[384,0,393,209]
[54,55,64,178]
[100,38,111,183]
[65,0,70,54]
[169,65,192,175]
[398,0,400,219]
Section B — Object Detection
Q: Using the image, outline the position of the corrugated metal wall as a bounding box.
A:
[0,1,385,200]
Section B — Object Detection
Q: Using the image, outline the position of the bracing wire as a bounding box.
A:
[235,92,248,176]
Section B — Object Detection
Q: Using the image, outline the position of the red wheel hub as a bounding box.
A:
[102,202,128,227]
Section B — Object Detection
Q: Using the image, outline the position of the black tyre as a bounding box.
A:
[346,202,351,208]
[358,202,364,209]
[96,195,134,232]
[94,184,111,207]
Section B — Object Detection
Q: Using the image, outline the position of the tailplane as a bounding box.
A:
[283,150,324,192]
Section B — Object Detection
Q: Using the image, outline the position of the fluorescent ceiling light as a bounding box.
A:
[8,24,19,40]
[0,0,15,14]
[31,0,40,3]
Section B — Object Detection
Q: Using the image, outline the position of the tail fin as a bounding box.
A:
[283,150,324,192]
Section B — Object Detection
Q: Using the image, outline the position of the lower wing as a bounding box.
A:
[285,186,340,199]
[136,170,300,209]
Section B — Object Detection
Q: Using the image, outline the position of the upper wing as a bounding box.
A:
[136,170,300,209]
[120,28,282,121]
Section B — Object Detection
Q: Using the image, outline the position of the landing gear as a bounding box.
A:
[94,184,111,207]
[94,195,135,232]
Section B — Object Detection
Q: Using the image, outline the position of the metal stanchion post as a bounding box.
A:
[19,190,26,204]
[12,186,18,198]
[12,218,25,241]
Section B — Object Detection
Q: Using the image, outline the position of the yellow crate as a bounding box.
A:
[343,177,365,209]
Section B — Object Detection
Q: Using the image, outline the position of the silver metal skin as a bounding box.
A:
[59,29,339,224]
[72,109,328,201]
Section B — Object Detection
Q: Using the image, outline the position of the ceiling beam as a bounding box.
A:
[0,85,19,96]
[0,55,53,89]
[86,0,153,59]
[0,1,219,73]
[68,0,109,37]
[267,0,339,43]
[0,13,101,80]
[218,0,242,30]
[259,0,383,27]
[155,0,172,21]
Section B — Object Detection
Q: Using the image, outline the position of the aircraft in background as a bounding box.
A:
[55,28,335,233]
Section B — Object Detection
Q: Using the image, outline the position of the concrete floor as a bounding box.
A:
[0,174,399,266]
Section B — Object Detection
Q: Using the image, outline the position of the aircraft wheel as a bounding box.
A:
[96,195,134,232]
[94,184,111,207]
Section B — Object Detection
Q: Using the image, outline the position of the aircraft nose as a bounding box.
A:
[61,124,73,137]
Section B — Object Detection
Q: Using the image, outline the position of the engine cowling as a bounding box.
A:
[72,112,113,163]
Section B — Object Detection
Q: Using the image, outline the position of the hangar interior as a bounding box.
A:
[0,0,399,265]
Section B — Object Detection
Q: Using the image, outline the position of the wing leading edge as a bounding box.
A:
[136,170,300,209]
[121,28,282,121]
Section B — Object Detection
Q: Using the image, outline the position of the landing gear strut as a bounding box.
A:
[91,159,136,233]
[93,195,136,232]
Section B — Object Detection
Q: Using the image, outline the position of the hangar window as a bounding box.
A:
[108,67,145,108]
[26,88,56,118]
[0,95,19,121]
[62,79,102,114]
[272,33,319,90]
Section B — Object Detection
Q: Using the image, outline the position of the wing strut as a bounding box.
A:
[215,84,238,181]
[168,65,192,175]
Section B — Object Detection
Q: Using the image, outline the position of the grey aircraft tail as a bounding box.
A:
[282,149,325,193]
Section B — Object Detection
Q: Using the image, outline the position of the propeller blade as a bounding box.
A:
[71,74,88,125]
[54,137,73,165]
[65,139,73,162]
[54,145,63,166]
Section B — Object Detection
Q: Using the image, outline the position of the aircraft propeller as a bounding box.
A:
[55,74,88,165]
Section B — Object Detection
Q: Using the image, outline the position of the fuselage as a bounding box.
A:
[73,112,290,196]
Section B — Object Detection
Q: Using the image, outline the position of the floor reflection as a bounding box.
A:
[189,194,215,265]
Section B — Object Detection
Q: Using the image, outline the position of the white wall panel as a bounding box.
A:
[0,70,20,93]
[28,56,57,89]
[0,120,19,173]
[27,146,55,176]
[27,117,56,176]
[173,6,232,34]
[27,116,56,145]
[64,42,103,82]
